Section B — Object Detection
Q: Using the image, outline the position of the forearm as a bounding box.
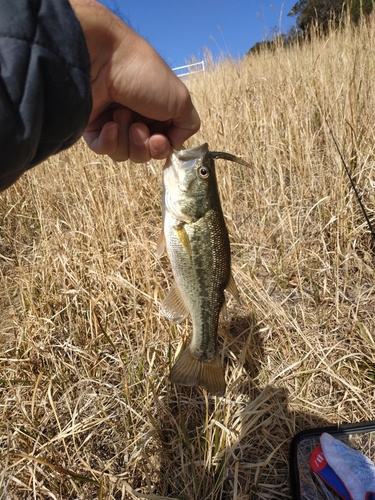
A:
[0,0,92,191]
[69,0,119,82]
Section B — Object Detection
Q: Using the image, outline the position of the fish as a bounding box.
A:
[157,143,250,395]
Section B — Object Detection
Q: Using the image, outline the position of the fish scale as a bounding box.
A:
[166,209,230,362]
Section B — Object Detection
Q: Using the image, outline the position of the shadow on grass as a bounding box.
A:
[153,314,332,500]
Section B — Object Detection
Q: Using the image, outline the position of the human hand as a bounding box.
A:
[69,0,200,163]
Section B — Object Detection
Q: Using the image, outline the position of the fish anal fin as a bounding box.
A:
[161,283,189,323]
[156,231,166,258]
[226,272,240,302]
[174,226,192,255]
[169,347,226,396]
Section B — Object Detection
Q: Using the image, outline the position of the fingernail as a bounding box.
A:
[130,127,148,146]
[153,144,169,156]
[107,125,117,141]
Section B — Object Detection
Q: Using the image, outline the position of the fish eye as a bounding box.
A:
[198,166,210,179]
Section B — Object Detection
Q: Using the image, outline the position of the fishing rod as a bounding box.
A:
[321,109,375,244]
[213,126,375,245]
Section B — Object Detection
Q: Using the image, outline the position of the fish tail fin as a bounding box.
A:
[169,347,226,396]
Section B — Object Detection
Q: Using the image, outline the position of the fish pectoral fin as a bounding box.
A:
[161,283,189,323]
[226,272,240,302]
[220,298,228,321]
[174,226,192,256]
[169,347,226,396]
[156,231,166,258]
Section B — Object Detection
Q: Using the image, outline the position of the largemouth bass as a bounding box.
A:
[157,143,249,395]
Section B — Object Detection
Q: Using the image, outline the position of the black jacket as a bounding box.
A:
[0,0,92,191]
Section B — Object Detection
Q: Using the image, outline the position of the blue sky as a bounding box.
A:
[98,1,297,69]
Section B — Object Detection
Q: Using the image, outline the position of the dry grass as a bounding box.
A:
[1,14,375,500]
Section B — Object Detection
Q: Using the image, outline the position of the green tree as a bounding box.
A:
[288,0,374,32]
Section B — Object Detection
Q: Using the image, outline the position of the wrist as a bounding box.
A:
[69,0,120,77]
[68,0,151,115]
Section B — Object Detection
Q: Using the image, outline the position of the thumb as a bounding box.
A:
[167,104,201,149]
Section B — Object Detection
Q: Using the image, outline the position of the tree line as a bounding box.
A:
[247,0,374,54]
[290,0,374,31]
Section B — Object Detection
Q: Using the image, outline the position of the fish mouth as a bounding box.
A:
[163,143,209,172]
[173,143,209,162]
[172,143,252,169]
[169,144,210,181]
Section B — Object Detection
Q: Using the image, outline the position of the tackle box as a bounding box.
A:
[290,420,375,500]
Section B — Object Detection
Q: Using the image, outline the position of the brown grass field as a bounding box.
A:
[1,13,375,500]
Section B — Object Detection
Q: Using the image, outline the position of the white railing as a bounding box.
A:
[172,60,205,78]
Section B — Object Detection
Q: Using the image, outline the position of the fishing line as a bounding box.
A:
[320,107,375,244]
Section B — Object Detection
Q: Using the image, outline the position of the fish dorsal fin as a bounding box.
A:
[226,272,240,302]
[156,231,166,258]
[174,226,192,256]
[161,283,189,324]
[169,346,226,396]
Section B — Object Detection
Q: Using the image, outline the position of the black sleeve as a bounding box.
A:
[0,0,92,191]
